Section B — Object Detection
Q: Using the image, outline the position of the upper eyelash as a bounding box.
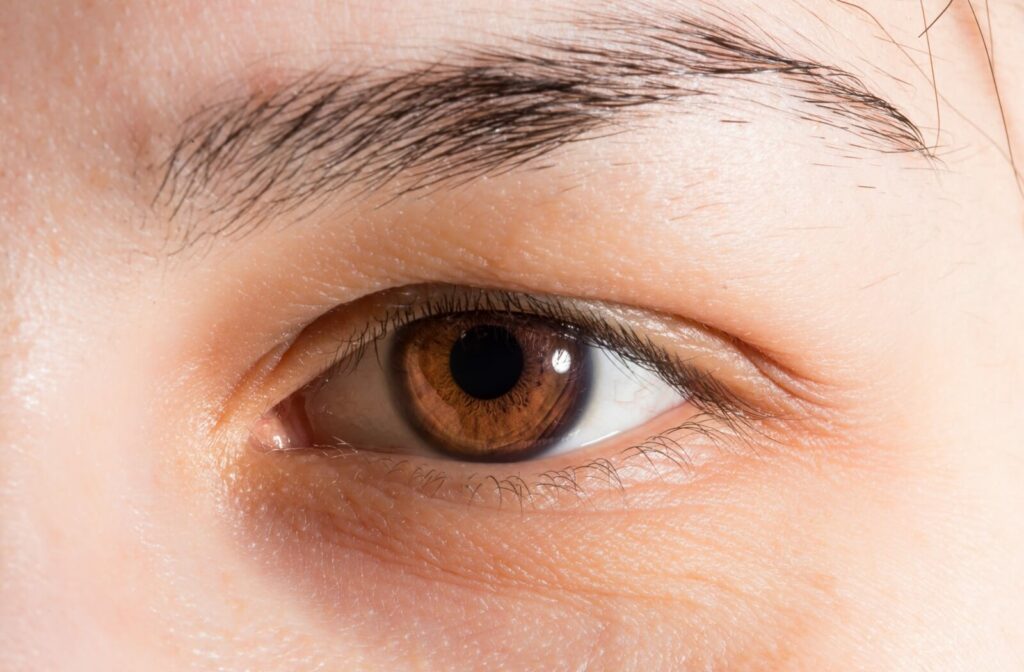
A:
[314,285,759,428]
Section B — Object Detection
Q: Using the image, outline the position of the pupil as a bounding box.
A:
[449,324,524,400]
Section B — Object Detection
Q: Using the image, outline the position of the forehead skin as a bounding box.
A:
[1,1,1023,671]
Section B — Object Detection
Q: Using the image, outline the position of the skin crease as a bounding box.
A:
[1,0,1023,670]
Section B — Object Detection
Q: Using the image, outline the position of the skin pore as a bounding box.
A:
[1,1,1023,670]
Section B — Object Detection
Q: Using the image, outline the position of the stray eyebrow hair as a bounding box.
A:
[155,9,929,241]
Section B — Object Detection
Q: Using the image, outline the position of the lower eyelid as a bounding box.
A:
[242,401,746,513]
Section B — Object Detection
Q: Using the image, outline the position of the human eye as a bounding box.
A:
[238,284,783,508]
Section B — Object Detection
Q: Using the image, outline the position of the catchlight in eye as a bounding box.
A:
[390,313,592,462]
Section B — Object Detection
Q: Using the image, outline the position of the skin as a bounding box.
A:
[1,1,1023,670]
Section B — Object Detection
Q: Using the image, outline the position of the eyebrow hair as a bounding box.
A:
[155,9,929,243]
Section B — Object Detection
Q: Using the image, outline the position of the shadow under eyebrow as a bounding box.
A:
[154,7,929,246]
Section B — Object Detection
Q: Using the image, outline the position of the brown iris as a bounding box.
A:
[390,312,591,462]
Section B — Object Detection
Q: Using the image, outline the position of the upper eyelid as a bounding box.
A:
[267,285,771,428]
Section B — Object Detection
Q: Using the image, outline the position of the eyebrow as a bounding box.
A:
[155,9,929,242]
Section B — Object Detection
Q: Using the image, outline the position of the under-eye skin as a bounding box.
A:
[238,284,809,510]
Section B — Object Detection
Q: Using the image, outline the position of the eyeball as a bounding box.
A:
[256,310,686,463]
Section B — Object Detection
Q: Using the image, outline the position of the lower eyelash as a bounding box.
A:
[282,413,748,510]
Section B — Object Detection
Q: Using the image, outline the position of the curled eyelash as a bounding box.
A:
[318,285,757,421]
[275,285,772,509]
